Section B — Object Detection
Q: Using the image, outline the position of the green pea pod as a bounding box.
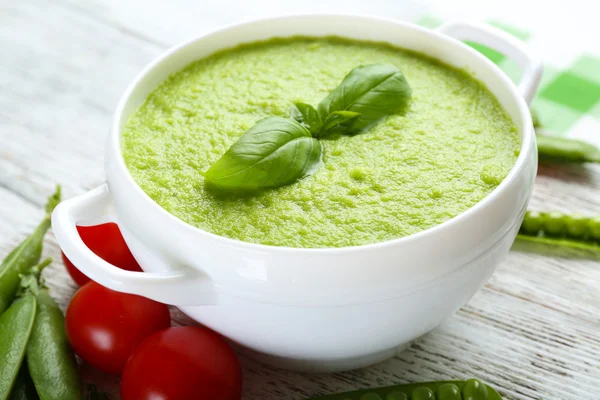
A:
[359,394,382,400]
[516,234,600,252]
[26,290,81,400]
[518,210,600,254]
[385,393,407,400]
[536,134,600,164]
[9,366,39,400]
[0,295,37,400]
[305,379,502,400]
[0,186,61,315]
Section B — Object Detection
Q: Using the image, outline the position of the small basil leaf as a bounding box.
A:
[289,103,304,123]
[204,117,322,191]
[317,63,411,134]
[318,110,361,137]
[290,102,322,134]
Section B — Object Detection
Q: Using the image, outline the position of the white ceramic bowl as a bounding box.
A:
[53,15,541,372]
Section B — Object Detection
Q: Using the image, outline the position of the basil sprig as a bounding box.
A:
[205,63,411,192]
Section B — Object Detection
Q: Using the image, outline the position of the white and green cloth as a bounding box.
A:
[417,14,600,147]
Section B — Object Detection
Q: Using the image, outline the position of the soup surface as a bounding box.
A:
[122,37,519,248]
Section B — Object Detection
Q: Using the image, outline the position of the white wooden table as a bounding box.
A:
[1,1,599,399]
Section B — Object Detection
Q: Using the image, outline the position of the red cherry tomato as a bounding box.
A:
[61,223,142,286]
[65,281,170,375]
[121,327,242,400]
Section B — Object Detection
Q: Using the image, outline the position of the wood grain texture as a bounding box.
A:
[1,1,599,399]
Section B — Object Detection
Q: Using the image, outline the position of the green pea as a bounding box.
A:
[0,295,37,400]
[360,394,382,400]
[437,383,461,399]
[411,387,435,400]
[543,212,566,236]
[565,213,588,238]
[385,392,407,400]
[462,379,488,400]
[521,211,543,234]
[588,217,600,240]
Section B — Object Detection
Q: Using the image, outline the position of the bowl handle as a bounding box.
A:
[52,183,216,305]
[437,21,542,104]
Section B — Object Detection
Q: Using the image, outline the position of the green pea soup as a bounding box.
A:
[122,37,519,248]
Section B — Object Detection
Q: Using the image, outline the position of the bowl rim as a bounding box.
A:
[109,13,535,254]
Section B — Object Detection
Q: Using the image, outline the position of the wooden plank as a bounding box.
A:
[57,0,427,47]
[0,0,599,399]
[490,251,600,324]
[0,0,163,200]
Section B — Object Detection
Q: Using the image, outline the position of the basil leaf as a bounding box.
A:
[290,102,322,134]
[317,63,411,134]
[204,117,322,191]
[318,111,361,137]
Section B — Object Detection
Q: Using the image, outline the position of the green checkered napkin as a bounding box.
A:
[418,16,600,145]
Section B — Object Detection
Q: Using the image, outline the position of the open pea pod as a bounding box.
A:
[518,211,600,254]
[307,379,502,400]
[536,134,600,164]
